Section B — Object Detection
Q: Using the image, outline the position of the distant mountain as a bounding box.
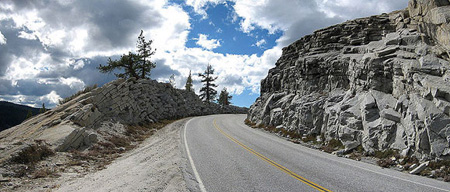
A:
[0,101,40,132]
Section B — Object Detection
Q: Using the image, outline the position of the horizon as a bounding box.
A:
[0,0,408,108]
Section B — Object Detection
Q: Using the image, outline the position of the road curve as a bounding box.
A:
[183,114,450,192]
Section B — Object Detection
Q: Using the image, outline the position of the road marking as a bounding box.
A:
[184,118,207,192]
[213,119,332,192]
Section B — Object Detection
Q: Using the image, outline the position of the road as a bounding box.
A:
[182,114,450,192]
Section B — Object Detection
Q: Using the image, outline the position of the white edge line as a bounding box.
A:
[184,118,207,192]
[239,123,450,192]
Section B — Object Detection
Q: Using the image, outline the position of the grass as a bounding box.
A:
[67,119,176,172]
[374,149,399,159]
[58,84,97,105]
[32,168,57,179]
[302,134,317,143]
[321,138,344,153]
[11,142,55,165]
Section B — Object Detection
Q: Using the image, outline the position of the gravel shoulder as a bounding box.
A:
[55,118,191,192]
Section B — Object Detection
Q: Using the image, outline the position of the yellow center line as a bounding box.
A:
[213,119,332,192]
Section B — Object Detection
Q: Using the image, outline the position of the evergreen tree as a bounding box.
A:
[169,74,176,88]
[136,30,156,79]
[198,64,218,103]
[98,52,140,79]
[98,30,156,79]
[218,88,232,107]
[185,70,194,92]
[39,103,46,114]
[26,109,33,119]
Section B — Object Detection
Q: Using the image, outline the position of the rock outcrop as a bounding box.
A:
[0,78,246,162]
[248,0,450,160]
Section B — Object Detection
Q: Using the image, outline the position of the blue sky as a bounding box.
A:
[0,0,408,108]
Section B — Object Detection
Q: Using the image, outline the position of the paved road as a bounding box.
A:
[183,114,450,192]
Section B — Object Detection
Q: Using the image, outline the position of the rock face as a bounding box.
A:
[248,0,450,160]
[0,78,246,162]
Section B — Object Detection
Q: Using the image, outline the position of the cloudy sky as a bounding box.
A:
[0,0,408,108]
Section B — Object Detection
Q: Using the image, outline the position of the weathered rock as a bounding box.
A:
[248,0,450,160]
[0,78,247,160]
[409,161,430,174]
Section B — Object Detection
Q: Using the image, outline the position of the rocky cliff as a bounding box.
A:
[248,0,450,160]
[0,78,246,163]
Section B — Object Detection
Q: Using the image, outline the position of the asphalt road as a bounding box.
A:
[183,114,450,192]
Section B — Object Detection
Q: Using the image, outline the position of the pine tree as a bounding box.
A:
[26,109,33,119]
[136,30,156,79]
[185,70,194,92]
[198,64,218,103]
[98,52,140,79]
[218,88,232,107]
[169,74,176,88]
[98,30,156,79]
[39,103,46,114]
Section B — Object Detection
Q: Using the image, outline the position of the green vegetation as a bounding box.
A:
[218,87,232,107]
[169,74,176,88]
[373,149,399,159]
[198,64,218,103]
[25,109,33,119]
[321,138,344,153]
[98,30,156,79]
[11,142,54,165]
[58,84,98,105]
[38,103,46,114]
[185,70,194,92]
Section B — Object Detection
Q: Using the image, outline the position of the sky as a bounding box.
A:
[0,0,408,108]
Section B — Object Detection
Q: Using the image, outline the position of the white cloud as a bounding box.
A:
[0,31,6,44]
[185,0,226,18]
[18,31,37,40]
[195,34,221,50]
[59,77,85,90]
[254,39,266,48]
[40,90,62,105]
[316,0,408,19]
[157,44,282,95]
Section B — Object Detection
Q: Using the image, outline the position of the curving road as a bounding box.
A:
[182,114,450,192]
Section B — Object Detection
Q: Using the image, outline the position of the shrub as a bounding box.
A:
[32,168,55,179]
[11,143,54,165]
[377,158,395,168]
[321,139,344,153]
[108,136,130,148]
[302,134,317,143]
[373,149,399,159]
[244,119,256,128]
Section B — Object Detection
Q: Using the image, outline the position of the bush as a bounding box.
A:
[321,139,344,153]
[302,134,317,143]
[59,84,97,105]
[373,149,399,159]
[11,143,54,165]
[377,158,395,168]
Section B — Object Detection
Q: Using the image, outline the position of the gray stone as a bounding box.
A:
[409,161,430,174]
[247,0,450,160]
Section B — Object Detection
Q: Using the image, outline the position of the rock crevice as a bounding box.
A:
[248,0,450,160]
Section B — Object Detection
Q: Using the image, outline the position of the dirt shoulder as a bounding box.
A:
[54,118,190,192]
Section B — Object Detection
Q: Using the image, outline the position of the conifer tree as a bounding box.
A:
[98,30,156,79]
[26,109,33,119]
[98,52,140,79]
[136,30,156,79]
[198,64,218,103]
[185,70,194,92]
[39,103,46,114]
[218,87,232,107]
[169,74,176,88]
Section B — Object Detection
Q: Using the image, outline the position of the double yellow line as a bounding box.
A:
[213,119,332,192]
